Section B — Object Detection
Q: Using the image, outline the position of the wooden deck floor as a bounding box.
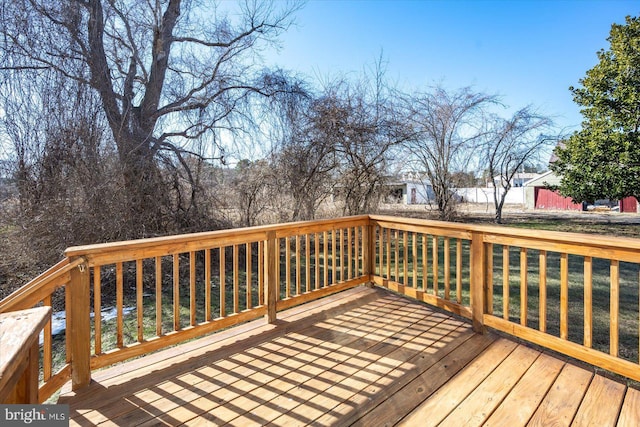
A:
[58,286,640,427]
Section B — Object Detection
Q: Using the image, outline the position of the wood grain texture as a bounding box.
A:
[572,374,626,427]
[483,353,564,426]
[618,387,640,427]
[0,307,51,403]
[398,338,518,427]
[527,363,593,427]
[436,344,540,427]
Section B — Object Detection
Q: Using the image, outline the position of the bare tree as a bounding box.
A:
[0,67,128,293]
[232,159,273,227]
[403,86,498,220]
[485,107,555,223]
[257,71,336,221]
[1,0,300,236]
[332,62,408,216]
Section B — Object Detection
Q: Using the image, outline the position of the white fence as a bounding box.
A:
[454,187,526,205]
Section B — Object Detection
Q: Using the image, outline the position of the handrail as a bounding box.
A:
[1,214,639,401]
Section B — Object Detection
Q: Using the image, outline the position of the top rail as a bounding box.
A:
[65,216,370,266]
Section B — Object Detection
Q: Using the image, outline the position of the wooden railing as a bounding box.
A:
[369,215,640,383]
[1,214,639,402]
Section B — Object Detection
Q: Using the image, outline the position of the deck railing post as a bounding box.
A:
[69,257,91,390]
[470,231,487,334]
[265,231,277,323]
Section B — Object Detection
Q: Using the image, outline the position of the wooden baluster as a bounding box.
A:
[189,252,196,326]
[539,250,547,333]
[456,239,462,304]
[246,242,252,310]
[339,228,345,281]
[354,227,360,276]
[43,295,52,381]
[276,239,281,297]
[394,230,399,281]
[66,276,72,364]
[432,236,439,296]
[173,256,180,331]
[315,233,320,290]
[155,257,162,336]
[411,233,418,289]
[306,234,311,293]
[380,228,386,278]
[503,246,510,320]
[205,250,211,321]
[444,237,450,299]
[387,228,392,280]
[137,259,144,341]
[560,253,568,340]
[234,244,240,313]
[93,266,101,354]
[219,248,226,318]
[520,248,528,326]
[295,236,301,296]
[117,261,125,344]
[348,227,353,280]
[610,259,619,357]
[484,243,493,314]
[403,231,409,285]
[583,256,592,346]
[258,242,264,305]
[285,238,291,298]
[323,231,329,287]
[423,235,428,292]
[333,230,338,284]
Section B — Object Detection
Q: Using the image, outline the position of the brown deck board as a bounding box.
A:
[618,387,640,427]
[483,353,565,426]
[398,338,519,426]
[56,286,638,427]
[437,344,541,427]
[527,362,594,427]
[572,375,626,427]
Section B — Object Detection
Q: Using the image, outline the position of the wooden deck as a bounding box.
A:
[58,286,640,427]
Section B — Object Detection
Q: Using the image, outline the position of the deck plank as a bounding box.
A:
[245,307,461,425]
[123,292,426,426]
[436,344,541,427]
[618,387,640,427]
[483,353,565,426]
[527,363,594,427]
[348,333,496,427]
[290,323,475,426]
[398,338,519,426]
[571,375,627,427]
[63,287,380,414]
[54,286,638,427]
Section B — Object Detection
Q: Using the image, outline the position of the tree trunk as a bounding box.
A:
[120,144,168,237]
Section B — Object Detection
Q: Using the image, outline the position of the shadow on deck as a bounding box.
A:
[58,286,640,426]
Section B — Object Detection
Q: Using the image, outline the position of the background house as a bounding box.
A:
[385,173,435,205]
[524,171,638,212]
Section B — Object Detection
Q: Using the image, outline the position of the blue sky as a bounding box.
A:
[264,0,637,132]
